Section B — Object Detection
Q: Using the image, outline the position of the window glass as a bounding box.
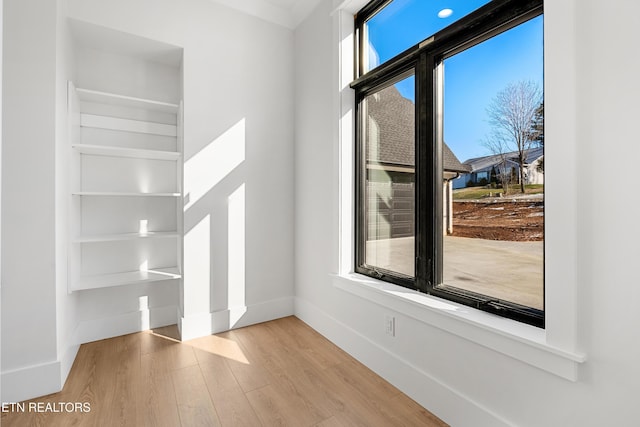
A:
[364,0,491,72]
[440,16,544,309]
[362,75,415,278]
[355,0,544,326]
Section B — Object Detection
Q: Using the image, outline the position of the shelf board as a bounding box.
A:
[73,231,180,243]
[71,267,181,292]
[72,144,180,160]
[76,87,179,114]
[72,191,181,197]
[81,114,177,137]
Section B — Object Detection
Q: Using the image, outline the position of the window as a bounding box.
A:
[358,73,416,284]
[354,0,544,327]
[357,0,491,74]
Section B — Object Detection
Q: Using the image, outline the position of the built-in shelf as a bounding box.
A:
[71,267,182,292]
[68,79,183,294]
[72,144,180,160]
[76,87,179,114]
[73,231,179,243]
[72,191,181,197]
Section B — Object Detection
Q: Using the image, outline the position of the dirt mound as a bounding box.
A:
[451,200,544,241]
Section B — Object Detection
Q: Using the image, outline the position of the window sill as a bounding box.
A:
[332,273,585,381]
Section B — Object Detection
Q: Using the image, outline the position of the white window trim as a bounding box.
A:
[332,0,585,381]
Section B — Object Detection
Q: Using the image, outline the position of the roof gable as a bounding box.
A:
[366,85,468,172]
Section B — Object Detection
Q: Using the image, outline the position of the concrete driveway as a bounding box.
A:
[366,236,543,310]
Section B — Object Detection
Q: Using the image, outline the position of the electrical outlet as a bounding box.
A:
[384,314,395,336]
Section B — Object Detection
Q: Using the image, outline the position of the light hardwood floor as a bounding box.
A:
[1,316,448,427]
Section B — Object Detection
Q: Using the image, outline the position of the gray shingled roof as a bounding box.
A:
[463,146,543,172]
[443,143,471,173]
[366,84,415,167]
[366,85,468,172]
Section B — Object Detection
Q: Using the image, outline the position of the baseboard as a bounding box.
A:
[60,342,80,391]
[179,296,294,341]
[1,360,62,403]
[73,304,178,344]
[294,297,511,427]
[1,344,80,403]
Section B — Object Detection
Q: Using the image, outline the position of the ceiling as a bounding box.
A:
[210,0,326,29]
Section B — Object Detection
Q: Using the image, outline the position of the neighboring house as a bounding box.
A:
[452,146,544,189]
[365,85,469,237]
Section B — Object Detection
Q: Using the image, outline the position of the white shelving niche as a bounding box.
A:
[68,82,184,292]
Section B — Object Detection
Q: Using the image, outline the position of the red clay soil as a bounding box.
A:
[451,200,544,242]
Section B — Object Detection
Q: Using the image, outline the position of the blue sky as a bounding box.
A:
[367,1,544,162]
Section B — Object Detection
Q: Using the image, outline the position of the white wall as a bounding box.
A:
[1,0,61,401]
[294,0,640,426]
[55,0,80,392]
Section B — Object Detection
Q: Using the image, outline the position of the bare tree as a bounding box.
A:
[483,131,513,194]
[485,81,542,193]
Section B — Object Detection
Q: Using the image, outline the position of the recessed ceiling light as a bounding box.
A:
[438,8,453,19]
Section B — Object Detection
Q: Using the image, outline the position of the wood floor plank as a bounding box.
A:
[199,358,262,427]
[269,316,354,370]
[246,383,326,427]
[139,329,180,355]
[333,357,403,401]
[86,334,142,426]
[137,355,181,427]
[188,333,251,367]
[141,339,198,374]
[314,415,354,427]
[0,408,37,427]
[228,321,298,381]
[2,317,448,427]
[387,393,450,427]
[305,360,401,427]
[219,329,276,393]
[172,365,221,427]
[244,334,342,419]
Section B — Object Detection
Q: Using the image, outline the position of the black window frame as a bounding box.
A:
[353,0,545,328]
